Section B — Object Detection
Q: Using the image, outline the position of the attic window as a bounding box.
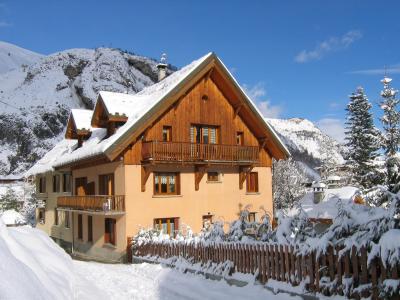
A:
[201,94,209,101]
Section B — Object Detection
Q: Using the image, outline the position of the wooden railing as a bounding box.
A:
[57,195,125,212]
[130,241,400,299]
[142,141,259,164]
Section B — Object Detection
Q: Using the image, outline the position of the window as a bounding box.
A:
[52,175,60,193]
[207,172,219,182]
[236,132,244,145]
[202,215,213,228]
[65,211,70,228]
[162,126,172,142]
[54,209,59,225]
[190,125,218,144]
[154,218,179,237]
[38,208,45,224]
[99,174,114,195]
[88,216,93,242]
[75,177,87,196]
[105,218,116,245]
[154,173,180,195]
[246,172,259,193]
[62,173,72,193]
[39,177,46,193]
[78,214,83,240]
[248,212,256,223]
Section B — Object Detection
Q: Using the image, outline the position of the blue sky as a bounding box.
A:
[1,1,400,142]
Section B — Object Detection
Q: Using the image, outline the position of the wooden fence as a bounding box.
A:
[129,240,400,299]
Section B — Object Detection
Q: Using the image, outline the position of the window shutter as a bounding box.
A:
[210,128,216,144]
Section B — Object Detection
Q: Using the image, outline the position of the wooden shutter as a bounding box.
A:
[88,216,93,242]
[78,214,83,239]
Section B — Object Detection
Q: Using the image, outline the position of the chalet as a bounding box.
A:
[26,52,289,262]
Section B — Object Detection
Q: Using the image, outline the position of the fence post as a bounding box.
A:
[270,244,276,280]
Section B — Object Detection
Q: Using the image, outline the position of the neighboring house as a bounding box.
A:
[286,185,362,233]
[26,52,289,262]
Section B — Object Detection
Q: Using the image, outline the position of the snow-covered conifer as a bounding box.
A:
[345,87,381,188]
[380,76,400,191]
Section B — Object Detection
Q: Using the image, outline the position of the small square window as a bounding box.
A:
[248,212,256,223]
[207,172,219,182]
[236,132,244,145]
[162,126,172,142]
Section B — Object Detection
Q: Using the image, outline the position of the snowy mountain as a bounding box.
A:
[0,41,43,74]
[0,43,174,175]
[268,118,345,179]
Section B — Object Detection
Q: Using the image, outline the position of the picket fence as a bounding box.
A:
[128,238,400,299]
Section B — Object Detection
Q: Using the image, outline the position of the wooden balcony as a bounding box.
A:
[142,141,259,164]
[57,195,125,214]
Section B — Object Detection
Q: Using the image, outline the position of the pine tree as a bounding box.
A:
[380,76,400,192]
[345,87,381,188]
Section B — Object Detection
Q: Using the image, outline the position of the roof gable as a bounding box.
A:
[50,52,289,170]
[105,53,290,160]
[65,109,93,139]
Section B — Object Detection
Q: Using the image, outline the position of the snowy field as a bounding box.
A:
[74,260,301,300]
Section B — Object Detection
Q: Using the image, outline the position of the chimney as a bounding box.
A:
[312,181,326,204]
[157,53,168,82]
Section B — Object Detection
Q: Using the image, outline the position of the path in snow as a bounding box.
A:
[73,260,300,300]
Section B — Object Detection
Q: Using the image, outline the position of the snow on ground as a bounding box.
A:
[74,260,301,300]
[0,219,74,299]
[0,209,26,225]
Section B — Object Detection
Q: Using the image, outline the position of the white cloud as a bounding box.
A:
[316,118,345,143]
[0,21,11,27]
[243,82,282,118]
[350,63,400,75]
[295,30,362,63]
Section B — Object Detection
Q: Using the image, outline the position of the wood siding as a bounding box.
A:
[123,75,272,166]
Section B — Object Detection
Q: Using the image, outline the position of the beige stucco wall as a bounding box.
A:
[69,161,126,261]
[36,161,273,262]
[71,212,126,262]
[71,161,125,195]
[35,171,72,242]
[124,165,273,237]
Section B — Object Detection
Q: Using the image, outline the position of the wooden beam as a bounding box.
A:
[233,104,243,119]
[141,166,151,192]
[204,67,214,82]
[258,137,268,150]
[195,165,207,191]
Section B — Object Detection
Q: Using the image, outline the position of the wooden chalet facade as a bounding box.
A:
[28,53,289,262]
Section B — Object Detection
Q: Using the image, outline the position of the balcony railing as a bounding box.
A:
[57,195,125,212]
[142,141,259,164]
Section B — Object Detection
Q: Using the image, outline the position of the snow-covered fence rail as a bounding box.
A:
[129,240,400,299]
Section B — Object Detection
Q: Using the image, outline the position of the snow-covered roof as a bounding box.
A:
[70,109,93,131]
[28,52,289,174]
[327,175,341,181]
[25,139,77,176]
[287,186,360,219]
[99,91,137,116]
[312,182,326,188]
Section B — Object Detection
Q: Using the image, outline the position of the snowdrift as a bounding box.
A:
[0,219,74,299]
